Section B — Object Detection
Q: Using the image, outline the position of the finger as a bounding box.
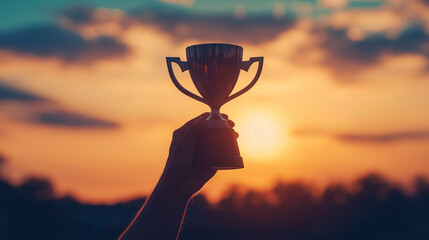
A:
[221,114,229,120]
[228,120,235,128]
[174,114,208,154]
[170,113,208,152]
[180,115,208,144]
[173,113,209,139]
[235,131,239,138]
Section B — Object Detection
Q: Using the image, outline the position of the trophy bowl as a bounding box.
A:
[166,43,263,170]
[186,44,243,110]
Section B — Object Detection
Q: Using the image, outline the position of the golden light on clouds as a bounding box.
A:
[317,0,348,9]
[272,2,286,19]
[234,5,246,19]
[159,0,194,6]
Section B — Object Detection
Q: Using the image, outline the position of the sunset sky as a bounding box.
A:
[1,0,429,203]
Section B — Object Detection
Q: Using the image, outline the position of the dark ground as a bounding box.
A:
[1,155,429,240]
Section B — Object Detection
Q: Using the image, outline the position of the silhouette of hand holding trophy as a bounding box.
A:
[166,43,263,170]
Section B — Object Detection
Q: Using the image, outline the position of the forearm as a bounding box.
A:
[119,180,192,240]
[119,114,219,239]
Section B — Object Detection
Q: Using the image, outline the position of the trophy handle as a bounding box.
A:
[225,57,264,103]
[166,57,206,104]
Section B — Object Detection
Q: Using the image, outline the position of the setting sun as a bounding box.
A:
[235,111,287,159]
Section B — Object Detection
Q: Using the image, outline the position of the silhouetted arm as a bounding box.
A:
[119,113,235,240]
[118,178,195,240]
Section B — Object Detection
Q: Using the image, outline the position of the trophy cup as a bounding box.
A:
[166,43,263,170]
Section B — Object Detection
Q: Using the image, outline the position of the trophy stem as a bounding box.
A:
[206,108,230,129]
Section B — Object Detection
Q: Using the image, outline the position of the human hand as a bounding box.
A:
[158,113,236,198]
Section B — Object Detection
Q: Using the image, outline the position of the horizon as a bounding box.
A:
[3,167,429,239]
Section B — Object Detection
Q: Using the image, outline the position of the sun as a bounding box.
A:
[235,111,287,159]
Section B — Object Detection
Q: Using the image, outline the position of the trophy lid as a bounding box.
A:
[186,43,243,50]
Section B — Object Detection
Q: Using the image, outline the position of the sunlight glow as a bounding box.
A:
[236,110,287,160]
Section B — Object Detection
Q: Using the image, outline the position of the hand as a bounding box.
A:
[158,113,236,198]
[119,113,237,240]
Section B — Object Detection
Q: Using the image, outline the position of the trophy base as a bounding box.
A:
[194,127,244,170]
[195,156,244,170]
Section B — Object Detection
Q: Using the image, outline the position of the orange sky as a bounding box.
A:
[1,0,429,203]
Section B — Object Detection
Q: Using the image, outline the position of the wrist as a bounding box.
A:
[155,176,194,201]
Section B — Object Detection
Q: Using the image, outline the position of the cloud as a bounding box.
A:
[0,82,47,102]
[136,12,295,44]
[314,26,429,78]
[0,24,129,63]
[320,8,406,40]
[28,110,119,128]
[59,5,95,24]
[54,3,429,78]
[58,5,130,40]
[320,0,429,41]
[58,5,296,45]
[336,132,429,143]
[307,0,429,79]
[293,129,429,143]
[0,82,119,129]
[317,0,348,9]
[159,0,194,6]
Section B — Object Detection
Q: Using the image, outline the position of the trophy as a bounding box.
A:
[166,43,263,170]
